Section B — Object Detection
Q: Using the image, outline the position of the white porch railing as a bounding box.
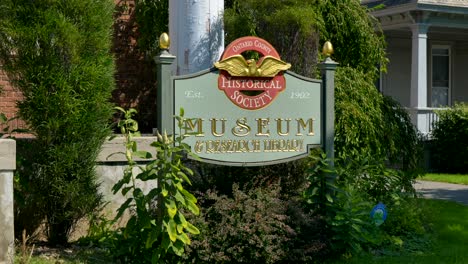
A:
[408,107,447,138]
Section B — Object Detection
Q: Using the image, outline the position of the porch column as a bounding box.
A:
[410,24,430,134]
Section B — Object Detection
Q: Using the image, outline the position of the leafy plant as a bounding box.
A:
[224,0,323,77]
[318,0,387,79]
[134,0,169,57]
[184,184,293,264]
[225,0,421,192]
[304,153,383,257]
[111,108,200,263]
[431,103,468,173]
[0,0,116,244]
[303,152,338,215]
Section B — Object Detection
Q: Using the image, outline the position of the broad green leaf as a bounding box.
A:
[185,221,200,235]
[177,212,188,228]
[145,188,160,202]
[325,193,334,203]
[311,187,319,196]
[122,186,132,196]
[186,200,199,216]
[145,228,158,249]
[133,150,153,159]
[170,164,181,173]
[114,106,126,113]
[177,232,191,245]
[174,190,185,205]
[177,171,192,185]
[175,182,183,191]
[167,219,177,242]
[182,166,194,176]
[123,216,137,239]
[115,198,133,221]
[127,108,138,115]
[181,189,197,203]
[166,199,177,218]
[167,206,177,219]
[176,224,184,234]
[171,240,185,256]
[161,233,170,250]
[161,187,168,197]
[131,141,137,152]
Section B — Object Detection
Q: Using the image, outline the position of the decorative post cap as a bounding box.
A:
[322,41,334,57]
[159,32,170,50]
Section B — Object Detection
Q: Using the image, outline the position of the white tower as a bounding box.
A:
[169,0,224,75]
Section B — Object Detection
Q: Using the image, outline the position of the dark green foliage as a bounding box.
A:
[304,154,383,256]
[304,154,429,259]
[188,158,310,199]
[184,184,293,264]
[13,139,44,239]
[222,0,424,259]
[224,0,323,77]
[134,0,168,56]
[431,103,468,173]
[0,0,115,244]
[376,198,432,255]
[318,0,387,79]
[335,67,421,177]
[335,67,385,162]
[337,160,410,202]
[225,1,420,175]
[381,96,422,172]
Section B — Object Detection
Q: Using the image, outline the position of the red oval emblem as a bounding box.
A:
[215,36,290,110]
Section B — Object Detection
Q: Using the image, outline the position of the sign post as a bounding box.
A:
[319,42,338,167]
[155,33,176,135]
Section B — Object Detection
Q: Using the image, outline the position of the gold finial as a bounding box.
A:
[159,32,170,50]
[322,41,334,57]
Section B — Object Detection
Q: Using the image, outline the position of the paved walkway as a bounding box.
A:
[414,180,468,205]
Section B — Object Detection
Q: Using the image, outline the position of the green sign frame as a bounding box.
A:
[173,69,323,166]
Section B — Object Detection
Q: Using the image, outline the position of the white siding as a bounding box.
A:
[382,36,412,107]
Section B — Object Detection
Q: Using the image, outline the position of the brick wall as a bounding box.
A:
[0,67,26,133]
[0,0,158,134]
[113,0,158,133]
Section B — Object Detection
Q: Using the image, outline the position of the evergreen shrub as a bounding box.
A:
[0,0,115,244]
[431,103,468,173]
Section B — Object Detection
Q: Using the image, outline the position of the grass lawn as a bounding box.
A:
[419,173,468,185]
[340,199,468,264]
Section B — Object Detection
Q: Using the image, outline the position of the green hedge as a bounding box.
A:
[431,103,468,173]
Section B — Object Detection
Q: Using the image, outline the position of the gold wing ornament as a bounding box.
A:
[256,56,291,77]
[214,55,250,76]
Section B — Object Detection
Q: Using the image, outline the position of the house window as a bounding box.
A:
[431,46,450,107]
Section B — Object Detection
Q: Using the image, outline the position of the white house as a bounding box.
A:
[363,0,468,136]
